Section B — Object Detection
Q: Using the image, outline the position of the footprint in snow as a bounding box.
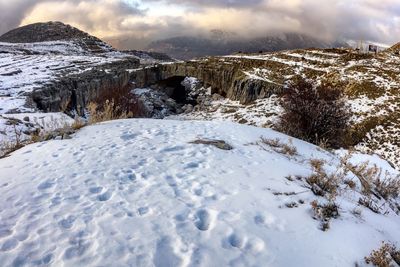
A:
[97,191,112,202]
[59,215,76,230]
[138,207,151,216]
[120,133,139,141]
[89,186,103,194]
[160,145,185,153]
[185,162,200,169]
[37,180,55,190]
[228,232,247,249]
[1,238,18,251]
[194,209,217,231]
[0,229,13,239]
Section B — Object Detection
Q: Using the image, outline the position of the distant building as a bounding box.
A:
[368,44,378,53]
[356,42,387,54]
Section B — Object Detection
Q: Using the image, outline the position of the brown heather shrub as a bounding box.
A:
[87,83,149,123]
[345,80,386,99]
[341,52,375,61]
[373,177,400,201]
[278,76,351,148]
[365,242,400,267]
[311,200,340,231]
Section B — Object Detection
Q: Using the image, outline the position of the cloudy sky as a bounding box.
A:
[0,0,399,49]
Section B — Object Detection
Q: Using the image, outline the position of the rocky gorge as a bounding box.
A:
[1,21,399,169]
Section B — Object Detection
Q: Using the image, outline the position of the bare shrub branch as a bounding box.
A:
[278,76,351,148]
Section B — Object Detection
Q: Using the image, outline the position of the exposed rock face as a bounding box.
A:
[130,61,283,104]
[30,58,139,115]
[131,88,179,118]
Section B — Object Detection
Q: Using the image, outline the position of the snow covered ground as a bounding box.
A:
[0,119,398,266]
[170,96,281,128]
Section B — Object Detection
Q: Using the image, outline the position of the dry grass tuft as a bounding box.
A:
[259,137,298,156]
[365,242,400,267]
[311,200,340,231]
[345,161,400,201]
[86,83,155,124]
[87,100,133,124]
[71,117,86,130]
[306,159,346,200]
[0,125,25,158]
[1,120,82,158]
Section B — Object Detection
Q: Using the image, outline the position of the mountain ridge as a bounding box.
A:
[147,32,348,60]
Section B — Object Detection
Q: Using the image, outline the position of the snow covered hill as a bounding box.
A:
[0,119,398,266]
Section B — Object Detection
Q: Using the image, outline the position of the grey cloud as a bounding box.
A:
[0,0,399,50]
[0,0,144,34]
[0,0,40,34]
[145,0,264,8]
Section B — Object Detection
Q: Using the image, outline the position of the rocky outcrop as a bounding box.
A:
[0,21,98,42]
[0,21,113,53]
[29,58,139,115]
[130,60,284,104]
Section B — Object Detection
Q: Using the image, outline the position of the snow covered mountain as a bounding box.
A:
[0,119,398,266]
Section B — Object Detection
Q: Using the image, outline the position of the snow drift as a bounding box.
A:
[0,119,398,266]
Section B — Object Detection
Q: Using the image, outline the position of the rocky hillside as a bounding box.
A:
[131,48,400,168]
[0,21,111,54]
[390,42,400,52]
[148,32,347,60]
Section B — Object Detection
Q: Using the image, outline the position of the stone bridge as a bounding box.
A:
[129,59,284,104]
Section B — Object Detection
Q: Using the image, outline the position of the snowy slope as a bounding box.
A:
[0,119,398,266]
[0,40,141,150]
[0,41,135,115]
